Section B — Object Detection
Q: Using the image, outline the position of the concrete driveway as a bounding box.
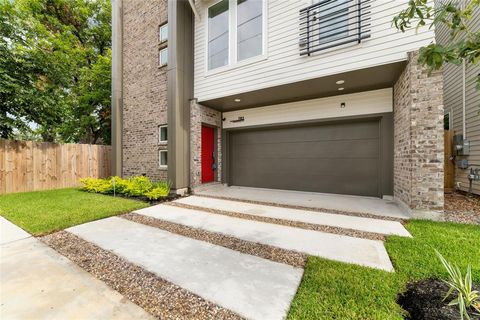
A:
[193,184,411,219]
[0,217,152,320]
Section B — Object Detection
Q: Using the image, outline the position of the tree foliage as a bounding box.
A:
[393,0,480,88]
[0,0,111,143]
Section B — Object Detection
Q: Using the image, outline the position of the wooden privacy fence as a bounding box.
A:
[0,140,111,194]
[444,130,455,193]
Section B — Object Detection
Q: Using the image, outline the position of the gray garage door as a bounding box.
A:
[229,119,382,197]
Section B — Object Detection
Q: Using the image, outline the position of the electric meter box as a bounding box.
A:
[453,134,470,156]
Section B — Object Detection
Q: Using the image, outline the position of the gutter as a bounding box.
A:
[188,0,200,19]
[462,59,467,139]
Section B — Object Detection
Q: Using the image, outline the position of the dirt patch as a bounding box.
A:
[444,192,480,225]
[398,278,480,320]
[41,231,243,320]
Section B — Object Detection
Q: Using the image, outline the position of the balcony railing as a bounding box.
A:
[299,0,371,56]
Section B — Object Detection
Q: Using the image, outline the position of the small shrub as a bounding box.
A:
[80,177,113,194]
[435,250,480,320]
[122,176,153,197]
[80,176,171,200]
[144,181,171,200]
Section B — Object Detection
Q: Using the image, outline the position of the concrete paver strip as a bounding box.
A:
[0,216,31,245]
[67,217,304,320]
[0,237,153,320]
[134,205,395,272]
[175,196,412,237]
[194,185,411,219]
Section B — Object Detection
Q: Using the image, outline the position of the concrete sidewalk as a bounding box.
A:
[0,217,152,320]
[68,217,303,320]
[135,205,394,271]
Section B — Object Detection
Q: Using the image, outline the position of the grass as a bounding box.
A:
[0,188,149,235]
[288,220,480,320]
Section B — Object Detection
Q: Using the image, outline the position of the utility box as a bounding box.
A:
[457,159,469,169]
[453,134,470,156]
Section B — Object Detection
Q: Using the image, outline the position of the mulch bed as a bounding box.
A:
[41,231,243,320]
[398,278,480,320]
[167,202,386,241]
[444,192,480,225]
[122,212,307,268]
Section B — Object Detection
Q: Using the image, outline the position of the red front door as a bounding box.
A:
[201,126,215,183]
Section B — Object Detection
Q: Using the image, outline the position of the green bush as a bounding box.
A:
[122,176,153,197]
[79,176,170,200]
[144,181,171,200]
[80,177,113,194]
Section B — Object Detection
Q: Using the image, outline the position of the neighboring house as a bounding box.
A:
[111,0,444,214]
[437,0,480,195]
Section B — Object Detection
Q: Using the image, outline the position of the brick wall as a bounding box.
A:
[122,0,168,181]
[393,51,444,211]
[190,100,222,188]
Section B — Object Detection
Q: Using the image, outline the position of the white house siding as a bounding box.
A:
[223,88,392,129]
[193,0,435,102]
[437,1,480,194]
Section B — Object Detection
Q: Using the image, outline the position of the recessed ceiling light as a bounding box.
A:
[338,87,345,91]
[234,98,241,102]
[336,80,345,85]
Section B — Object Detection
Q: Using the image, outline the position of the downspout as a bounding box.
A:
[462,59,466,139]
[111,0,123,176]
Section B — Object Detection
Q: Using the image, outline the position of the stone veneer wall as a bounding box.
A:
[393,51,444,211]
[122,0,168,181]
[190,100,222,188]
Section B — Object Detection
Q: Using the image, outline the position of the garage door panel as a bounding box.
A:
[232,160,379,196]
[232,139,379,159]
[229,119,382,197]
[232,121,379,145]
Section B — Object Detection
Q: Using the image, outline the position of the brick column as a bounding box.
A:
[393,51,444,213]
[190,100,223,188]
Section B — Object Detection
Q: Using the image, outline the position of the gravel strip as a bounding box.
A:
[192,193,405,223]
[41,231,243,320]
[167,202,386,241]
[444,192,480,225]
[123,213,307,268]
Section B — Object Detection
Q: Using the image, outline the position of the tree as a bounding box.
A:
[0,0,111,143]
[393,0,480,88]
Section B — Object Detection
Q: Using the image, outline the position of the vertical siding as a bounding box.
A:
[438,0,480,194]
[194,0,435,101]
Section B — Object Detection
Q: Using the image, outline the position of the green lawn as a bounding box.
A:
[288,220,480,320]
[0,188,149,235]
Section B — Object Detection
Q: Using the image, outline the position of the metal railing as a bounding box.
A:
[299,0,371,56]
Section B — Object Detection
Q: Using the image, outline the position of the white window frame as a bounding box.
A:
[159,23,168,43]
[159,47,168,67]
[158,125,167,144]
[159,150,168,169]
[205,0,268,75]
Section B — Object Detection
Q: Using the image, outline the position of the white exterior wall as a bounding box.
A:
[193,0,435,102]
[223,88,392,129]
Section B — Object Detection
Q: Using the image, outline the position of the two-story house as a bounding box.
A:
[112,0,444,215]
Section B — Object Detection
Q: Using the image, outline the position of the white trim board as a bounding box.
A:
[222,88,393,129]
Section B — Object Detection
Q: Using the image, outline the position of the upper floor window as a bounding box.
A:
[159,23,168,43]
[317,0,349,44]
[159,47,168,67]
[237,0,263,61]
[159,125,168,143]
[299,0,371,56]
[208,0,230,70]
[207,0,265,71]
